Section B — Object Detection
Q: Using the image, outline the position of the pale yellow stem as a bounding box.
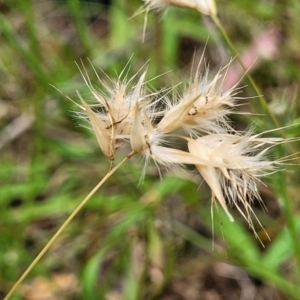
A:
[4,151,135,300]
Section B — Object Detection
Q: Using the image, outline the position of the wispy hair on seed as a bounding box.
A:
[69,57,297,240]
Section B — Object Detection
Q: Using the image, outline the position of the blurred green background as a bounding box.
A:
[1,0,300,299]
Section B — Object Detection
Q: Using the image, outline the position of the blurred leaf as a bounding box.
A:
[261,218,300,271]
[82,247,108,300]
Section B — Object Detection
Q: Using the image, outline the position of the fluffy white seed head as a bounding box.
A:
[81,99,115,161]
[93,71,148,137]
[72,58,292,234]
[77,65,152,161]
[143,0,217,15]
[129,102,219,180]
[157,68,237,135]
[187,132,282,230]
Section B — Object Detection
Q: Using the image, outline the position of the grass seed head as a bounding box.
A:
[187,132,280,230]
[75,58,291,235]
[130,103,151,153]
[81,100,116,161]
[143,0,217,15]
[157,68,237,135]
[78,66,151,160]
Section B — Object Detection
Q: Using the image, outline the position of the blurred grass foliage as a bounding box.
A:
[1,0,300,299]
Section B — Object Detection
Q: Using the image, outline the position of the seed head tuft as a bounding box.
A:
[143,0,217,15]
[187,131,283,233]
[157,67,238,135]
[72,57,294,237]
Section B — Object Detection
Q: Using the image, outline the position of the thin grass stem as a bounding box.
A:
[211,15,300,159]
[4,151,135,300]
[211,13,300,283]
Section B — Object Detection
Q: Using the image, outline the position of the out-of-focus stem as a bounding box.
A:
[211,15,279,126]
[211,13,300,282]
[211,14,299,157]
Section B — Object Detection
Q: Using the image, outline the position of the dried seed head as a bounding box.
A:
[77,64,151,160]
[195,0,217,15]
[92,71,148,137]
[130,102,224,182]
[143,0,217,15]
[71,57,294,241]
[157,67,237,135]
[130,103,151,153]
[187,132,281,230]
[157,94,201,133]
[81,99,115,161]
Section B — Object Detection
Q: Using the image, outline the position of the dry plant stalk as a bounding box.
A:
[76,58,289,239]
[142,0,217,15]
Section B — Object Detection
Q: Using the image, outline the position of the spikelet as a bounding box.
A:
[129,99,221,182]
[157,66,238,135]
[187,131,284,233]
[81,99,115,161]
[73,57,293,234]
[76,63,151,162]
[91,70,148,137]
[143,0,217,15]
